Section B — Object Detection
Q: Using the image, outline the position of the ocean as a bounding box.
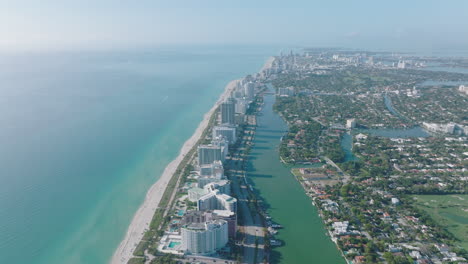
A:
[0,46,276,264]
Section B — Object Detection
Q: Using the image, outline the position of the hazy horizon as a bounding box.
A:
[2,0,468,53]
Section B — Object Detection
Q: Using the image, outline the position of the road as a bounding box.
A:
[322,156,351,183]
[227,116,266,264]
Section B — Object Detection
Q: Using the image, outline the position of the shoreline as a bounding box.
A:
[111,79,240,264]
[111,56,275,264]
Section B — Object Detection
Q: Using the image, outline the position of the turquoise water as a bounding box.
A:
[177,209,185,217]
[383,94,404,118]
[359,127,429,138]
[340,127,429,162]
[0,46,277,264]
[168,242,181,248]
[341,133,358,162]
[423,65,468,74]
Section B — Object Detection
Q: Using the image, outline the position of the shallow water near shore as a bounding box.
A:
[0,46,277,264]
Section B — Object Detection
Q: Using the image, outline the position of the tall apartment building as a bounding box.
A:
[212,125,236,144]
[181,219,228,255]
[220,98,236,125]
[197,145,222,166]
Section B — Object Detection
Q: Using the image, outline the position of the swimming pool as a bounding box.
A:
[177,209,185,216]
[168,242,181,248]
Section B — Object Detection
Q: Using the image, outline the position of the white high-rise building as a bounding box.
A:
[459,85,468,95]
[220,98,236,125]
[212,125,237,144]
[232,90,243,99]
[198,192,217,211]
[446,123,456,134]
[204,180,231,196]
[397,60,406,69]
[197,145,223,166]
[244,82,255,101]
[199,160,224,179]
[197,177,218,188]
[197,190,237,213]
[188,187,209,202]
[346,119,356,129]
[215,193,237,212]
[181,219,228,255]
[211,136,228,160]
[235,99,247,115]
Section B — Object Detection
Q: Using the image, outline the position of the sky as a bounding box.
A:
[1,0,468,51]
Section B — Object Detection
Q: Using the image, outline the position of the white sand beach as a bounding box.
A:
[261,56,275,72]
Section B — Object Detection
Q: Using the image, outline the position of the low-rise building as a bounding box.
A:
[278,87,295,97]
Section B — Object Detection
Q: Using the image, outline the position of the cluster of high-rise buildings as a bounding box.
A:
[158,77,259,256]
[422,122,468,135]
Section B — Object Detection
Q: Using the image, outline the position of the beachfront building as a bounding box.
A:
[183,210,237,239]
[212,210,237,238]
[188,187,209,202]
[197,190,237,213]
[197,192,217,211]
[244,82,255,101]
[181,219,228,255]
[221,98,236,125]
[197,177,218,188]
[211,136,228,159]
[212,125,237,144]
[197,161,225,188]
[197,144,223,166]
[182,210,211,224]
[199,160,224,178]
[204,180,231,196]
[235,98,247,115]
[232,89,243,99]
[397,60,406,69]
[422,122,460,134]
[216,193,237,212]
[189,180,231,202]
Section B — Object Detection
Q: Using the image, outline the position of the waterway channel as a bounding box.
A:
[246,91,345,264]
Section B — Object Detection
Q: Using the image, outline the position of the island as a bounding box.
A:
[116,49,468,264]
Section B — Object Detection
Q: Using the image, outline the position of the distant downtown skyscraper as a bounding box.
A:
[220,98,236,125]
